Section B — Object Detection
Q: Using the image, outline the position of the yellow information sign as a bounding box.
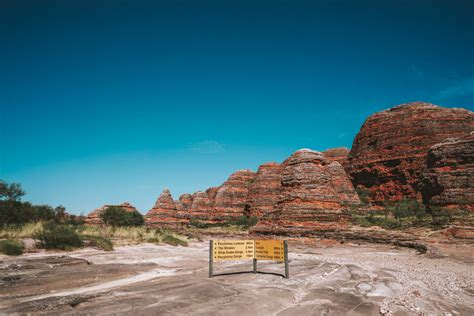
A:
[255,240,285,261]
[212,240,255,261]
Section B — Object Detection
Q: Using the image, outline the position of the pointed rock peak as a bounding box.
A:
[161,188,171,195]
[153,188,175,208]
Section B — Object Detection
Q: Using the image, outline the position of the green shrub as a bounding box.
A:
[351,210,401,229]
[189,218,210,228]
[189,216,258,229]
[384,199,426,222]
[147,237,160,243]
[0,239,24,256]
[162,234,188,247]
[356,187,371,206]
[81,235,113,251]
[429,206,452,227]
[101,206,144,227]
[368,215,401,229]
[229,216,258,227]
[35,222,83,250]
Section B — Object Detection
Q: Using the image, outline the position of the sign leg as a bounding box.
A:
[209,240,213,278]
[253,258,257,273]
[284,240,289,279]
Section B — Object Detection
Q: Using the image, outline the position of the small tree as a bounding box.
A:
[0,180,26,201]
[101,206,144,227]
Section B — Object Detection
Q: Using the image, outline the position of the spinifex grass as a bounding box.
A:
[79,225,189,246]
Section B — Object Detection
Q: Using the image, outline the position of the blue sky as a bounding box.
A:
[1,0,473,214]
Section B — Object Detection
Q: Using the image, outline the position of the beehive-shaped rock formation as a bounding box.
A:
[346,102,474,204]
[145,189,182,227]
[253,149,360,235]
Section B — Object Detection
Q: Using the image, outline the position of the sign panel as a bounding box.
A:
[212,240,255,261]
[255,240,285,261]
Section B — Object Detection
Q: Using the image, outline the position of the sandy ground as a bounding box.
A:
[0,240,473,315]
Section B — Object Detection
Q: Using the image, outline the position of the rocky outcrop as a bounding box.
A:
[327,161,361,205]
[323,147,350,165]
[176,193,193,223]
[420,134,474,212]
[188,191,214,222]
[346,102,474,204]
[247,162,282,217]
[253,149,360,235]
[178,194,193,210]
[213,170,256,219]
[145,189,182,228]
[205,186,220,201]
[85,202,138,226]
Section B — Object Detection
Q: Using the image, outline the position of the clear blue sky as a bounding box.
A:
[1,0,473,214]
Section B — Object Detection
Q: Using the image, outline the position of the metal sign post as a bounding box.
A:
[209,240,213,277]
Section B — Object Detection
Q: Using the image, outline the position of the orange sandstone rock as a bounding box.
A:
[346,102,474,204]
[247,162,282,217]
[213,170,256,219]
[420,133,474,213]
[253,149,360,235]
[85,202,138,226]
[323,147,350,165]
[188,191,214,222]
[145,189,182,228]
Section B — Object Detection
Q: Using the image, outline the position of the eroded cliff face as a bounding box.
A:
[247,162,282,218]
[420,133,474,212]
[253,149,360,235]
[345,102,474,204]
[323,147,350,165]
[213,170,256,218]
[188,191,214,222]
[145,189,182,228]
[85,202,138,226]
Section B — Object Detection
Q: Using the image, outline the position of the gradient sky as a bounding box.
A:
[1,0,473,214]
